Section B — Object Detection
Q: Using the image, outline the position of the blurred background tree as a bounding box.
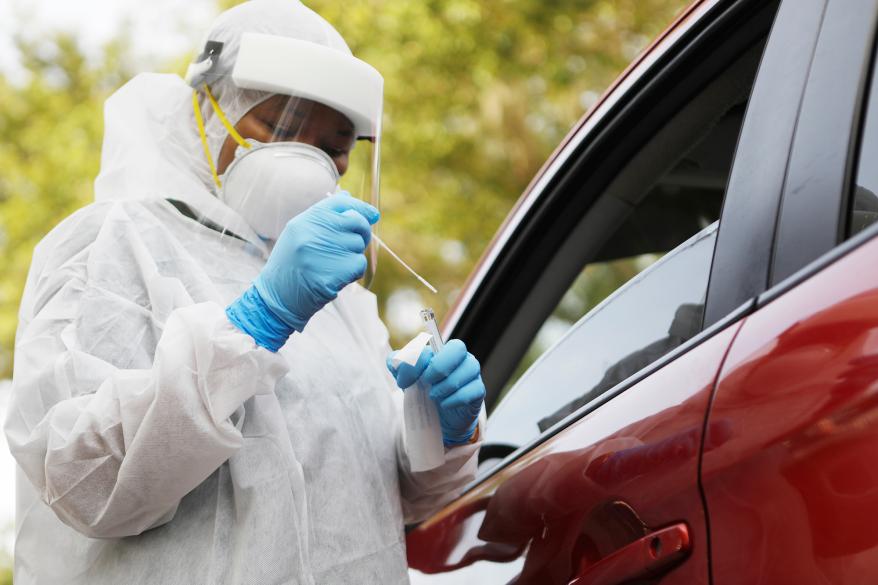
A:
[0,0,688,379]
[0,34,133,376]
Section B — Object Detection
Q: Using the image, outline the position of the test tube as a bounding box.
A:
[420,308,445,352]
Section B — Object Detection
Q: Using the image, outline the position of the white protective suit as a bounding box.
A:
[4,2,482,584]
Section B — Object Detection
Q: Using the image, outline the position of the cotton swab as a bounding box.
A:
[371,233,438,294]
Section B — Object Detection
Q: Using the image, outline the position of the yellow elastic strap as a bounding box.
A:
[204,84,252,150]
[192,90,222,189]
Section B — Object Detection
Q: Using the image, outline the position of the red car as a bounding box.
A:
[406,0,878,583]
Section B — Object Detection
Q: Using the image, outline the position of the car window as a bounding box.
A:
[500,103,743,397]
[849,53,878,237]
[488,223,715,449]
[483,43,765,456]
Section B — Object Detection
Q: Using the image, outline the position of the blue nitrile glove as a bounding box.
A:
[386,339,485,446]
[227,192,379,351]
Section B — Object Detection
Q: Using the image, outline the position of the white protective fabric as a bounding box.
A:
[4,2,482,584]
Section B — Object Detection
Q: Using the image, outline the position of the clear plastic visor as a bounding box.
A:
[215,93,380,287]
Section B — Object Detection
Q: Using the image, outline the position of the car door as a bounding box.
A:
[702,1,878,583]
[408,239,742,585]
[406,0,806,583]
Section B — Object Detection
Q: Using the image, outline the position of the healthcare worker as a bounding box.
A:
[3,1,485,583]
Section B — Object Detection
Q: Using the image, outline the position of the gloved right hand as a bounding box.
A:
[226,192,379,351]
[386,339,485,446]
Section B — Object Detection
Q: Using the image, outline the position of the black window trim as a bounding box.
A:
[702,0,829,326]
[759,216,878,308]
[769,0,878,287]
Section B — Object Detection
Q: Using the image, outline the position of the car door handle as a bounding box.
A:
[569,523,691,585]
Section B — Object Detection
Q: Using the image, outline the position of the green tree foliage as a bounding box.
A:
[0,539,10,585]
[0,35,132,376]
[0,1,688,378]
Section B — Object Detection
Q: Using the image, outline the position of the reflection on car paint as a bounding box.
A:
[704,235,878,584]
[408,324,740,584]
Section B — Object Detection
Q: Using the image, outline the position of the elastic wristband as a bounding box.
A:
[443,421,479,447]
[226,286,295,352]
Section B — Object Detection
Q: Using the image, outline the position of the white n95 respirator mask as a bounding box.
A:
[220,140,340,241]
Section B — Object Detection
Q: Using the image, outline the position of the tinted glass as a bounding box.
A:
[487,224,716,449]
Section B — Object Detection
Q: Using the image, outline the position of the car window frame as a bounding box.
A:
[450,0,827,489]
[702,0,829,326]
[769,0,878,289]
[444,0,794,418]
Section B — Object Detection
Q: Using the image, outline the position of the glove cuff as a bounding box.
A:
[253,278,309,333]
[226,285,296,352]
[443,419,480,447]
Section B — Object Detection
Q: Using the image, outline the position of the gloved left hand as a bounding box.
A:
[387,339,485,446]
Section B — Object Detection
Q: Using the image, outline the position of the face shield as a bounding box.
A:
[188,33,383,285]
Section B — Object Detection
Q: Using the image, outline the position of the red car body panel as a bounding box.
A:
[407,323,741,584]
[703,235,878,583]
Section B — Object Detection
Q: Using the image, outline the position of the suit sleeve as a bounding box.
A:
[4,204,288,538]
